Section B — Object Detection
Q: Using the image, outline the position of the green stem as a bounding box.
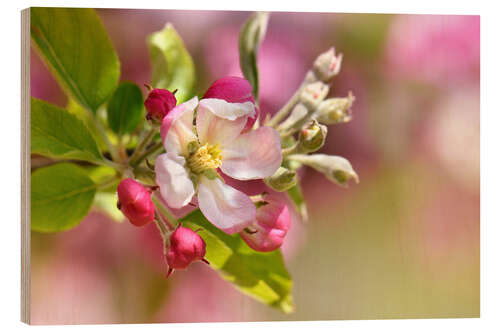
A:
[154,214,170,237]
[116,135,128,162]
[267,89,302,128]
[266,70,316,128]
[128,126,157,165]
[286,154,310,164]
[282,143,300,157]
[153,215,171,257]
[96,176,120,191]
[152,193,178,227]
[96,158,123,170]
[89,111,119,162]
[131,141,164,167]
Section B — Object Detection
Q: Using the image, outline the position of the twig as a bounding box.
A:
[152,193,179,227]
[128,126,158,165]
[89,111,120,162]
[130,141,164,167]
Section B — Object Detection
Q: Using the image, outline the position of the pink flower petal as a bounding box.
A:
[202,77,259,132]
[155,153,195,208]
[220,126,282,180]
[198,98,255,120]
[219,172,268,196]
[240,194,291,252]
[203,76,255,103]
[196,99,252,146]
[161,97,198,155]
[197,177,256,234]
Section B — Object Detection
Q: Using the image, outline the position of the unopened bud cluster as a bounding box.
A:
[266,47,358,193]
[275,48,344,133]
[276,47,353,134]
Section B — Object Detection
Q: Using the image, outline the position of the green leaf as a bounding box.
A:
[148,23,196,103]
[287,183,308,222]
[31,7,120,112]
[86,165,118,192]
[66,99,107,150]
[107,82,144,135]
[180,209,294,313]
[31,98,103,164]
[31,163,97,232]
[238,12,269,100]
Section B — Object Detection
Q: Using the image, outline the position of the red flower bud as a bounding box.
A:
[166,226,207,277]
[144,88,177,122]
[203,76,259,131]
[240,195,291,252]
[117,178,155,227]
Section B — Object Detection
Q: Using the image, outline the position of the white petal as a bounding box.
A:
[155,153,195,208]
[196,99,254,145]
[197,177,256,234]
[161,97,198,155]
[198,98,255,120]
[220,127,283,180]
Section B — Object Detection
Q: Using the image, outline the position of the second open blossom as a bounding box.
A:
[155,82,282,234]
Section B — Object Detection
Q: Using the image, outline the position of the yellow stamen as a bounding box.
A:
[187,143,222,174]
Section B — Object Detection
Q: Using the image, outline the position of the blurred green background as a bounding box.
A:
[30,10,479,324]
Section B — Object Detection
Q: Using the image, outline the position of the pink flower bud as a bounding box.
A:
[144,88,177,122]
[166,226,207,277]
[203,76,259,131]
[117,178,155,227]
[240,196,291,252]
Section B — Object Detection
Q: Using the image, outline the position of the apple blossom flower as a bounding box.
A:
[203,76,259,131]
[117,178,155,227]
[144,88,177,122]
[155,95,282,234]
[240,195,291,252]
[166,226,207,277]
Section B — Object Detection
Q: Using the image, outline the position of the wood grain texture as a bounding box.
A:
[21,7,31,324]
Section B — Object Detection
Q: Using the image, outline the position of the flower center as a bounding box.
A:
[187,143,222,174]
